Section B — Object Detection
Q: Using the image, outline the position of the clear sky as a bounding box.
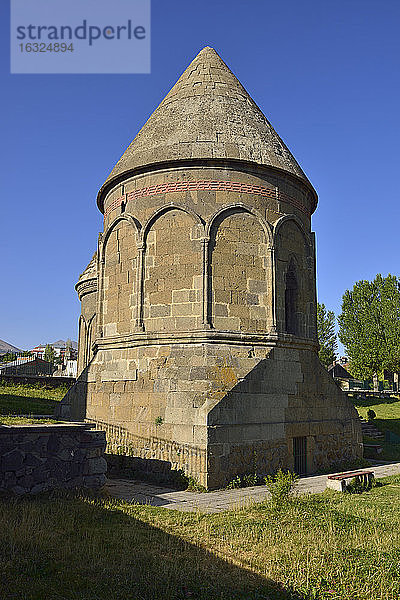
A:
[1,0,399,351]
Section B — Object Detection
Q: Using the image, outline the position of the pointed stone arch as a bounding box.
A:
[206,203,273,247]
[142,206,204,332]
[142,203,205,245]
[274,216,314,338]
[101,215,140,337]
[101,214,142,260]
[207,205,273,332]
[86,313,96,363]
[273,214,312,256]
[77,315,87,375]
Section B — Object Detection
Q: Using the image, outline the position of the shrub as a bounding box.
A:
[226,472,259,489]
[226,475,243,490]
[226,451,259,489]
[185,476,206,493]
[264,469,299,506]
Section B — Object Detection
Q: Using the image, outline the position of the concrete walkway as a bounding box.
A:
[105,461,400,513]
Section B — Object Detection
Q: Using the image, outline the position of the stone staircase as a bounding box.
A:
[360,417,384,440]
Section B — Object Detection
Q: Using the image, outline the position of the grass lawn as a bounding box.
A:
[0,416,59,425]
[0,380,67,416]
[351,394,400,461]
[352,394,400,436]
[1,478,400,600]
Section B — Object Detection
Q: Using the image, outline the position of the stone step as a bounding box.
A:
[360,419,385,439]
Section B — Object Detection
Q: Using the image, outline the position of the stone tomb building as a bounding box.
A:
[58,47,362,488]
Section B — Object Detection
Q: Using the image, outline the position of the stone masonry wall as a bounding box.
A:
[0,423,106,495]
[57,341,362,489]
[206,346,363,488]
[57,162,360,488]
[211,210,271,332]
[86,418,207,485]
[103,220,138,336]
[143,209,203,332]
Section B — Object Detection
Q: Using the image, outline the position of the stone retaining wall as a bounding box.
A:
[0,423,106,495]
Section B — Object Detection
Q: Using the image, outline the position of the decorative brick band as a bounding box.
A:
[103,180,309,219]
[105,196,126,217]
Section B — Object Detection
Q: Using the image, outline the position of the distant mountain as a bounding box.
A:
[50,339,78,350]
[0,339,22,354]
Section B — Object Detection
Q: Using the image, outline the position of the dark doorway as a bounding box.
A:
[293,436,307,475]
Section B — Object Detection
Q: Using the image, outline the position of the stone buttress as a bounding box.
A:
[57,47,362,488]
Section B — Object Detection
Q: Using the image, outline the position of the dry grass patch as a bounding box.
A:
[1,476,400,599]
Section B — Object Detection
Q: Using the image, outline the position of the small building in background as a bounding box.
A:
[31,341,78,362]
[0,356,54,376]
[328,362,359,390]
[53,359,78,379]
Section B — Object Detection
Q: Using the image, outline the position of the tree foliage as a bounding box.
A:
[338,274,400,379]
[0,351,31,364]
[317,302,337,368]
[44,344,55,364]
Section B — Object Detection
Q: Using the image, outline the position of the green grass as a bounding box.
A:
[0,380,67,416]
[1,479,400,599]
[0,416,59,425]
[351,394,400,461]
[352,394,400,436]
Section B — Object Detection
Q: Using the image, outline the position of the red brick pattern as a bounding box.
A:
[103,180,309,219]
[105,196,125,217]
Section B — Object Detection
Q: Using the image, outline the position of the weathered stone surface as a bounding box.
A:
[0,425,107,495]
[2,449,24,471]
[56,47,362,489]
[83,457,107,475]
[99,47,314,205]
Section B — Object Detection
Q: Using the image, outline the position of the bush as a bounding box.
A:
[226,472,259,489]
[264,469,299,506]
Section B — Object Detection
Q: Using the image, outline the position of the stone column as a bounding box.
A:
[135,243,145,331]
[270,244,277,333]
[201,236,211,329]
[96,250,105,339]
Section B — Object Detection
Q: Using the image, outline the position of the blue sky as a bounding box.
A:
[1,0,399,351]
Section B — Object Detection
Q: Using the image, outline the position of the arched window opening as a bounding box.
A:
[285,260,298,335]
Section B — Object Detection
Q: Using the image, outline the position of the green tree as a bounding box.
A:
[0,352,16,363]
[44,344,55,364]
[317,302,338,368]
[338,274,400,379]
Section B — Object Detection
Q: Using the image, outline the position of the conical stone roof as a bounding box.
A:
[98,47,314,208]
[77,253,97,284]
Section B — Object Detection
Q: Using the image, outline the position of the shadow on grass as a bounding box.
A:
[373,418,400,438]
[352,396,400,408]
[0,493,304,600]
[0,393,58,415]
